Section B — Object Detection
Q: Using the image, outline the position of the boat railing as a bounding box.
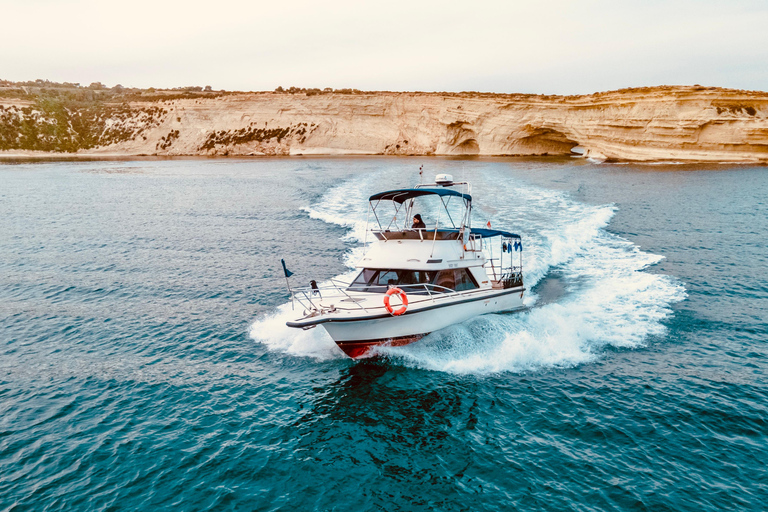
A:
[494,266,524,289]
[483,233,523,284]
[370,228,463,242]
[347,283,457,297]
[464,233,483,252]
[485,259,522,271]
[291,279,369,313]
[291,280,478,315]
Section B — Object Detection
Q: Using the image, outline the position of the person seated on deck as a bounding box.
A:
[412,214,427,229]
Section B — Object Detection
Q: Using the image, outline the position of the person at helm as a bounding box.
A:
[412,214,426,229]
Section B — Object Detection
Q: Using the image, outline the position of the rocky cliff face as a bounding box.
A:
[3,86,768,162]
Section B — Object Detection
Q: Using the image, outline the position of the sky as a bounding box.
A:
[1,0,767,94]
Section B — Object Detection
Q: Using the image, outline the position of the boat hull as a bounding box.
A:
[335,334,427,358]
[322,288,524,358]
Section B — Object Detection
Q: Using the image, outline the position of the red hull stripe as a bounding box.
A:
[337,333,428,359]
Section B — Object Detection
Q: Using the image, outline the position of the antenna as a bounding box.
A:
[419,164,423,185]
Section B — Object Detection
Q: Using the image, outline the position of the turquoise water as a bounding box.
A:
[1,158,766,510]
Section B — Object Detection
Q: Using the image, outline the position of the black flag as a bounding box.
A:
[281,259,294,278]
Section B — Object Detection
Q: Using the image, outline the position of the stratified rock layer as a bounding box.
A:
[3,86,768,161]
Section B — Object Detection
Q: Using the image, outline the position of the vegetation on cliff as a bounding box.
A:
[199,122,316,151]
[0,79,227,152]
[0,100,167,152]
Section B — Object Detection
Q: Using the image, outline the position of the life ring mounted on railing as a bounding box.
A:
[384,287,408,316]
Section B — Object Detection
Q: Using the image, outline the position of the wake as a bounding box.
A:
[250,167,686,373]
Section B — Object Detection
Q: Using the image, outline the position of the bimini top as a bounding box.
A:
[368,188,472,204]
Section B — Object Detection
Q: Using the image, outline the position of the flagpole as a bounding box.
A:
[281,259,295,310]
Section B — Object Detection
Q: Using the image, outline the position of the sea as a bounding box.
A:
[1,157,766,511]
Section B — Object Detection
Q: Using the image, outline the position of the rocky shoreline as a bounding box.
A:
[2,85,767,162]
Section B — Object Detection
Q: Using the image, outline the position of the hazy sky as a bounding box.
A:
[2,0,767,94]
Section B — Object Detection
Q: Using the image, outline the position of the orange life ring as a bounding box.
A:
[383,287,408,316]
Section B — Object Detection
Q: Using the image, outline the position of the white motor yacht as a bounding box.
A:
[285,174,525,358]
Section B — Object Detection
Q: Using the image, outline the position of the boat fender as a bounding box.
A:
[384,287,408,316]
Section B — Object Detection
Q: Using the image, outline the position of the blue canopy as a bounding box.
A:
[369,188,472,204]
[470,227,521,240]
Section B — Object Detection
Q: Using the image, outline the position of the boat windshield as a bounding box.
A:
[348,268,478,294]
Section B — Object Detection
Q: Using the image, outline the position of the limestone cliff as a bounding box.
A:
[2,86,768,162]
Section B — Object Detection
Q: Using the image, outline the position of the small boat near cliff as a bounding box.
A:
[285,174,525,358]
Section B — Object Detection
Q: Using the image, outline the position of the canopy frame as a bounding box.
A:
[368,188,472,233]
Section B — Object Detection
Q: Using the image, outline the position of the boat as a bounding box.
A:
[285,173,525,358]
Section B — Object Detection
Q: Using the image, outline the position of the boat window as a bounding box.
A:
[433,269,455,291]
[378,270,400,286]
[348,269,436,293]
[432,268,479,292]
[351,269,377,287]
[349,268,478,293]
[453,268,479,291]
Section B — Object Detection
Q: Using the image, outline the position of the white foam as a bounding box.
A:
[384,238,685,374]
[302,174,371,244]
[250,167,686,373]
[249,302,342,360]
[250,174,383,360]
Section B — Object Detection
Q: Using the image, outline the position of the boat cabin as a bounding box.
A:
[355,176,523,293]
[284,175,524,325]
[284,174,527,356]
